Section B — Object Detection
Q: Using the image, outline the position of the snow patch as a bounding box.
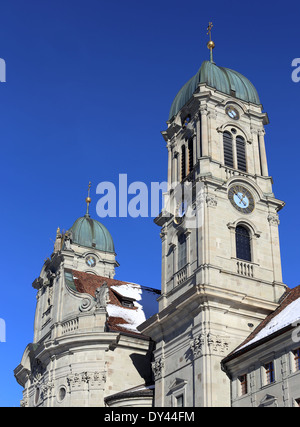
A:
[107,303,146,333]
[111,284,142,301]
[238,297,300,351]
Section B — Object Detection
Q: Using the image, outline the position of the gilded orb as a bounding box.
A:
[207,40,215,50]
[86,197,91,203]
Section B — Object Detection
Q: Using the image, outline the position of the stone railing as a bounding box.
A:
[61,317,79,335]
[237,261,254,278]
[177,265,188,285]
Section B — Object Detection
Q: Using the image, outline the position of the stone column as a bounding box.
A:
[196,112,202,159]
[268,213,283,287]
[200,106,209,157]
[167,142,172,188]
[232,135,238,170]
[258,130,269,176]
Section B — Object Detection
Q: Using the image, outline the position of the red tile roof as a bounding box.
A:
[69,270,160,337]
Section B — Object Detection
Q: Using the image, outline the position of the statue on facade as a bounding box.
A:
[95,282,109,309]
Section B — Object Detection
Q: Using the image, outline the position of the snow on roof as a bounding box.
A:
[226,286,300,358]
[110,283,159,332]
[238,297,300,351]
[111,284,141,301]
[67,270,160,336]
[106,300,146,333]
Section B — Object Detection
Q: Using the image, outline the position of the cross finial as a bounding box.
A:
[206,22,215,63]
[207,22,213,40]
[85,181,92,217]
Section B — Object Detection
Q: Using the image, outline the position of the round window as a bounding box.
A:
[58,386,67,402]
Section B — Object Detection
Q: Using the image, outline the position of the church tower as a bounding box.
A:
[14,186,158,407]
[139,24,288,407]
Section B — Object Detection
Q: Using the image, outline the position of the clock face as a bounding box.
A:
[226,106,239,120]
[228,185,255,214]
[86,255,97,267]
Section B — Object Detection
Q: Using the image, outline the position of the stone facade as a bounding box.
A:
[15,55,296,407]
[139,68,288,406]
[222,286,300,407]
[14,229,158,407]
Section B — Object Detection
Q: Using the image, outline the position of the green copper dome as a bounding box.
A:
[69,215,115,253]
[169,60,260,120]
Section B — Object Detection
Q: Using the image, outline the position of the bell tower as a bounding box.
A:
[139,25,288,407]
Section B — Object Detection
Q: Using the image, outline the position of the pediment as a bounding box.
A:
[168,378,188,392]
[259,394,278,407]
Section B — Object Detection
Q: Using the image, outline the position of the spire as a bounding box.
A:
[207,22,215,63]
[85,181,92,217]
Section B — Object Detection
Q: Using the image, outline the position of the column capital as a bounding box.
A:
[199,105,208,115]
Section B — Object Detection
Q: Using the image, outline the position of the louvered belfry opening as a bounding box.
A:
[223,131,234,168]
[236,136,247,172]
[181,145,186,181]
[188,139,194,174]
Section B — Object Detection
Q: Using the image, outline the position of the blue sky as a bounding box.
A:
[0,0,299,407]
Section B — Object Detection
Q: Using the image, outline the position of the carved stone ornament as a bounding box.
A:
[207,333,229,355]
[31,359,46,384]
[20,397,29,407]
[45,270,56,286]
[79,297,94,312]
[267,214,280,226]
[40,381,54,395]
[151,358,164,381]
[190,334,205,358]
[63,230,73,250]
[95,282,109,309]
[67,371,106,390]
[206,195,217,207]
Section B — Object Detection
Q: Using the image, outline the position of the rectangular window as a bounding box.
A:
[264,362,275,384]
[178,234,187,270]
[239,374,248,395]
[293,348,300,371]
[176,394,184,407]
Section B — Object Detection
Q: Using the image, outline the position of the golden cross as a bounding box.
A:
[206,22,215,62]
[207,22,213,40]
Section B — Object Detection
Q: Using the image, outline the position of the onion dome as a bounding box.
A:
[68,182,115,253]
[69,215,115,253]
[169,60,260,120]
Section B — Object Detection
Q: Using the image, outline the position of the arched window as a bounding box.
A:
[223,131,233,168]
[181,145,186,181]
[236,225,251,262]
[178,233,187,270]
[236,136,247,172]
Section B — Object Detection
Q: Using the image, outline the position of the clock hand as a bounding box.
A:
[241,192,248,206]
[235,191,246,206]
